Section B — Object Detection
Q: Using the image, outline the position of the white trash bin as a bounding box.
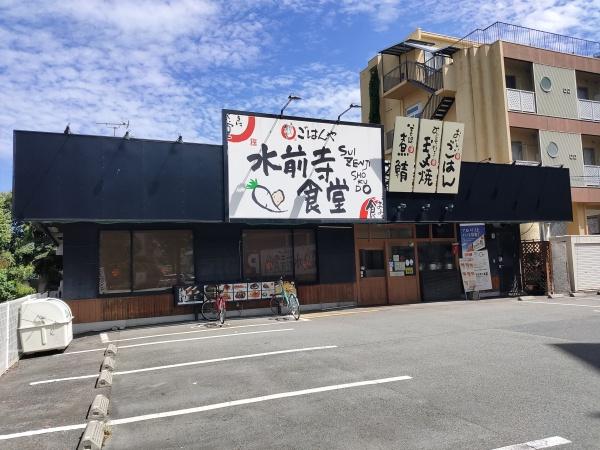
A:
[18,298,74,354]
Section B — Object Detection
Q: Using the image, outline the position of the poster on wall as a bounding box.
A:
[224,110,384,221]
[460,223,486,254]
[413,119,442,194]
[389,116,419,193]
[436,121,464,194]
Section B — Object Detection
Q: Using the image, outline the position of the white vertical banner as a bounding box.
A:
[413,119,442,193]
[436,121,464,194]
[389,116,419,193]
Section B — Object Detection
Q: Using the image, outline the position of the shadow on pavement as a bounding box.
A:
[551,343,600,371]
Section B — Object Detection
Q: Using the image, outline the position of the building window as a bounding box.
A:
[242,229,317,283]
[99,231,131,294]
[99,230,194,294]
[583,148,595,165]
[505,75,517,89]
[133,231,195,291]
[511,141,523,161]
[577,87,589,100]
[406,103,421,118]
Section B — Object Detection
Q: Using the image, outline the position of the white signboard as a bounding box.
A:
[389,116,419,193]
[413,119,442,193]
[225,111,384,220]
[436,121,464,194]
[460,250,492,291]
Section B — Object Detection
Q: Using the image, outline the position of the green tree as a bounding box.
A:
[368,67,381,124]
[0,192,61,302]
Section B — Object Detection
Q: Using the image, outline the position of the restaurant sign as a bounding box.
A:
[389,117,464,194]
[224,110,384,221]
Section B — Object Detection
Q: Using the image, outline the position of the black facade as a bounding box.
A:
[12,130,573,303]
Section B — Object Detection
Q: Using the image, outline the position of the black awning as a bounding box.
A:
[386,162,572,223]
[380,39,437,56]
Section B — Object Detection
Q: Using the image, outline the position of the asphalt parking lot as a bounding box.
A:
[1,295,599,450]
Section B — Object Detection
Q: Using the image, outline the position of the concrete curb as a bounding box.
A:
[96,369,113,388]
[78,420,105,450]
[87,394,109,420]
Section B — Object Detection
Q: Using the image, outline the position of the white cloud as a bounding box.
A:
[1,0,598,193]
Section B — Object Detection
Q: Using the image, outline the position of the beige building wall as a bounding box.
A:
[533,64,579,119]
[450,42,512,163]
[539,130,584,187]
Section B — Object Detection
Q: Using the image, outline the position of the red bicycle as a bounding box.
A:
[201,285,226,325]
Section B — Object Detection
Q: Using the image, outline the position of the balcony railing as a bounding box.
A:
[383,61,442,93]
[506,88,536,113]
[578,99,600,121]
[585,165,600,187]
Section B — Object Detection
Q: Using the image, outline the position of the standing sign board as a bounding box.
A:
[436,122,464,194]
[460,223,486,254]
[413,119,442,193]
[224,110,384,221]
[389,116,419,193]
[460,250,492,291]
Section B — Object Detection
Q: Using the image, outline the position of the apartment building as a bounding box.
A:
[360,22,600,238]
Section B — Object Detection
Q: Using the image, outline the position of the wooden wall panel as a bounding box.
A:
[67,283,357,324]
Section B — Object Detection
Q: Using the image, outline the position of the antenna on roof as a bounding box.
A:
[96,120,130,136]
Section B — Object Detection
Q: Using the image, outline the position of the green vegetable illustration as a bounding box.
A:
[246,179,286,213]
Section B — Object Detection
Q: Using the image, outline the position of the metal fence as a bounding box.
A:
[0,293,47,377]
[445,22,600,59]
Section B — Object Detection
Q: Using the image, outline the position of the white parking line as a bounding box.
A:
[0,375,412,441]
[59,328,294,355]
[492,435,571,449]
[99,333,108,343]
[105,322,287,343]
[30,346,337,385]
[520,300,600,309]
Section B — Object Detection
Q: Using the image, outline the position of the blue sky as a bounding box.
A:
[1,0,599,192]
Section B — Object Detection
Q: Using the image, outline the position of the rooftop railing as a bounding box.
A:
[443,22,600,59]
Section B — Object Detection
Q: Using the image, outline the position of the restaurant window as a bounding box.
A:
[242,229,317,283]
[293,230,317,283]
[133,230,194,291]
[359,250,385,278]
[432,223,455,239]
[416,224,430,238]
[99,231,131,294]
[99,230,194,294]
[389,226,413,239]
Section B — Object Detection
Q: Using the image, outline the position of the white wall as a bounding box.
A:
[0,293,47,377]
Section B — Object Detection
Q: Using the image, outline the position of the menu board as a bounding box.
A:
[261,281,275,299]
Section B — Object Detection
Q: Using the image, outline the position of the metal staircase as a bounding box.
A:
[420,92,455,121]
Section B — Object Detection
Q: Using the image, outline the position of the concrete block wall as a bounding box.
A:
[0,293,46,377]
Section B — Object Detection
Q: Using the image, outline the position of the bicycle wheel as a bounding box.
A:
[270,296,282,315]
[201,300,217,321]
[288,294,300,320]
[218,300,226,325]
